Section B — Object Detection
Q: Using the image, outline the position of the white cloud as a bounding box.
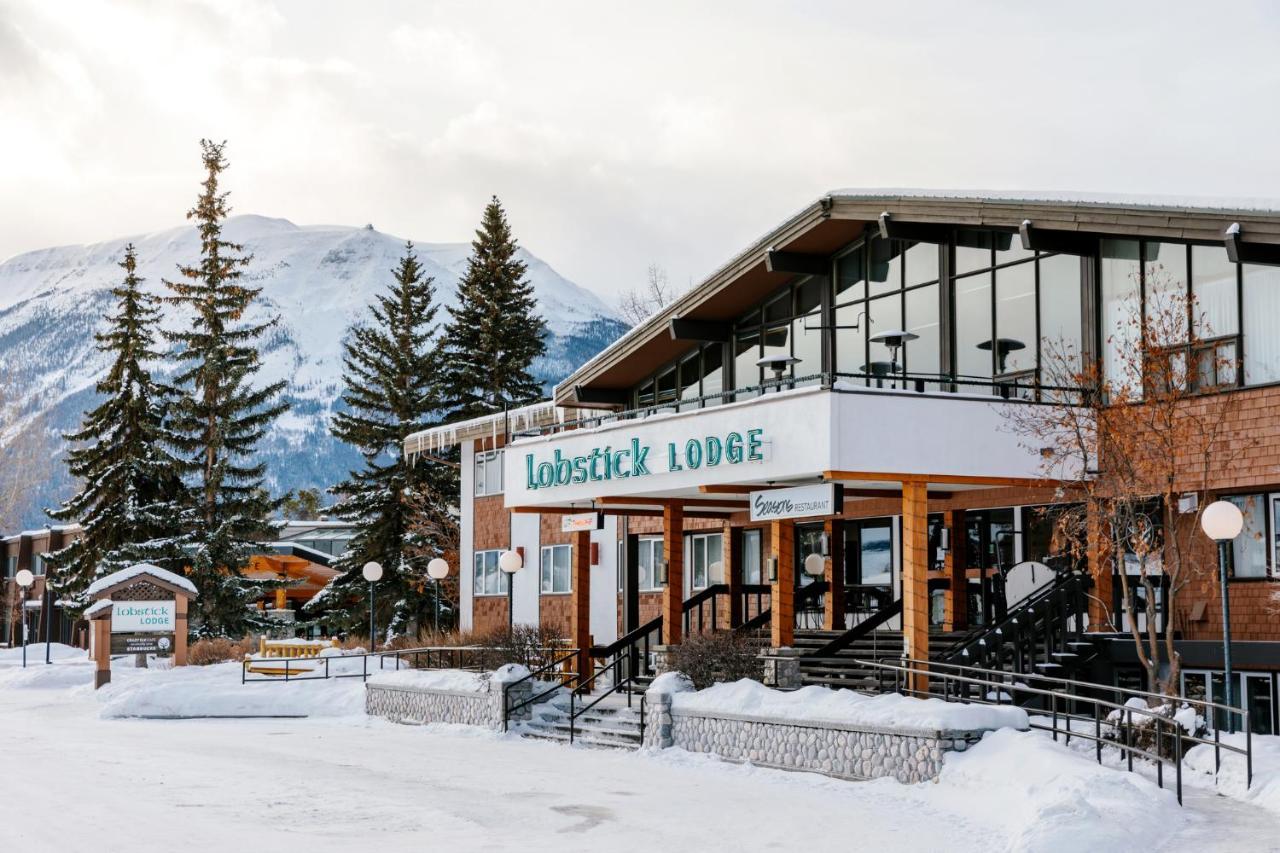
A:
[2,0,1280,306]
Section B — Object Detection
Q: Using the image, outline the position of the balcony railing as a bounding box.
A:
[516,371,1082,439]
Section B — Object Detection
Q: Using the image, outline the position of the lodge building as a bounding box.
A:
[405,191,1280,734]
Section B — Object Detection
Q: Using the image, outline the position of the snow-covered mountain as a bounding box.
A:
[0,215,628,528]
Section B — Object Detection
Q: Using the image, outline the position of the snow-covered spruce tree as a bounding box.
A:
[46,245,188,608]
[320,242,454,636]
[439,196,548,422]
[164,140,288,639]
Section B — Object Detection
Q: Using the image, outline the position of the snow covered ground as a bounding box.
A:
[1,651,1277,853]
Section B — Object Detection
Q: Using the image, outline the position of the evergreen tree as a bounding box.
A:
[47,245,187,606]
[164,140,288,638]
[321,243,453,635]
[439,196,547,422]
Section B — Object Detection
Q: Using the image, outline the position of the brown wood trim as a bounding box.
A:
[595,496,749,509]
[823,470,1064,489]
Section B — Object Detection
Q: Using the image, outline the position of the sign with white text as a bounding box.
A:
[749,484,842,522]
[110,632,175,656]
[111,600,176,633]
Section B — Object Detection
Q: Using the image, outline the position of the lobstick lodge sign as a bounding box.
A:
[524,429,766,491]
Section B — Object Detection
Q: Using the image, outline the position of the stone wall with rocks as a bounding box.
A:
[365,677,533,730]
[644,693,984,783]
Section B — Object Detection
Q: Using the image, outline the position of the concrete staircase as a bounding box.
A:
[793,629,971,691]
[518,694,645,750]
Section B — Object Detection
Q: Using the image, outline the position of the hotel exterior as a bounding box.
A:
[406,191,1280,734]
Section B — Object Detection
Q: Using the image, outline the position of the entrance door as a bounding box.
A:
[965,508,1015,626]
[842,519,894,627]
[795,524,825,630]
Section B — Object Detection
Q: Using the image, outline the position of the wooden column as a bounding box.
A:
[1086,500,1113,631]
[770,520,795,648]
[175,594,189,667]
[661,504,684,645]
[725,526,742,628]
[901,480,930,693]
[93,617,111,688]
[570,530,592,682]
[943,508,968,631]
[822,518,845,630]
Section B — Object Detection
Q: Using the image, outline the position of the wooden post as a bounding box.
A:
[770,520,795,648]
[725,525,742,628]
[901,480,930,693]
[93,617,111,689]
[1086,500,1112,631]
[661,504,684,645]
[943,508,968,631]
[175,594,189,667]
[570,530,591,683]
[823,518,845,630]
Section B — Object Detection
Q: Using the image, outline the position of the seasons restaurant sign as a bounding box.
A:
[524,429,767,491]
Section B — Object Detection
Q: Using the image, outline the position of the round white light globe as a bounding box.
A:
[14,568,33,587]
[362,561,384,582]
[1201,500,1244,542]
[427,558,450,580]
[803,553,826,577]
[498,550,524,574]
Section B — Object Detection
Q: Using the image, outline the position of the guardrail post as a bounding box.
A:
[1175,722,1183,805]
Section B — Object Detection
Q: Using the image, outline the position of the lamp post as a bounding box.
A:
[1201,500,1244,733]
[499,549,524,628]
[427,558,450,634]
[362,561,383,652]
[14,569,33,668]
[43,568,53,665]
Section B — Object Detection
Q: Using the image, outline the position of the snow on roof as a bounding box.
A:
[403,401,582,456]
[85,563,198,598]
[83,599,112,618]
[825,187,1280,213]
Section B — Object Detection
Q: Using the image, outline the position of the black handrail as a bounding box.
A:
[945,571,1088,670]
[806,598,904,658]
[736,581,824,636]
[851,656,1252,806]
[568,655,646,746]
[241,644,572,685]
[501,648,581,732]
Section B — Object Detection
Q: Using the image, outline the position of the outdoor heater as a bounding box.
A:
[756,354,801,391]
[868,330,917,380]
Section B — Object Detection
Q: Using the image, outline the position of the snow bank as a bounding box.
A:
[99,662,366,718]
[366,669,489,693]
[671,679,1028,732]
[0,659,96,689]
[647,672,694,696]
[1185,732,1280,816]
[491,663,531,684]
[0,643,87,664]
[930,728,1185,851]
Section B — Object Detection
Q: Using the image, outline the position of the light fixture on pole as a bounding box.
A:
[1201,499,1244,734]
[14,568,33,669]
[499,549,524,627]
[803,553,826,578]
[756,354,801,392]
[427,558,450,634]
[361,561,383,652]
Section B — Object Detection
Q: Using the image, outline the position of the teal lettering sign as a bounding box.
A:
[524,429,766,491]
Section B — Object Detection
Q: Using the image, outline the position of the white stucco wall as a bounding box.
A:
[509,511,541,627]
[459,440,475,632]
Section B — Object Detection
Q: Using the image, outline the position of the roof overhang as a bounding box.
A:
[556,190,1280,407]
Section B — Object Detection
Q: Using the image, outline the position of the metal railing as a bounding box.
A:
[501,648,581,732]
[512,371,1082,439]
[240,644,571,684]
[945,571,1089,674]
[851,656,1251,805]
[568,654,646,746]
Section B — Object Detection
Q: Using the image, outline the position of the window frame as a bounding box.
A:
[540,544,573,594]
[473,549,508,596]
[474,449,504,497]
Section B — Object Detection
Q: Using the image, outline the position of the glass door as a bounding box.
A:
[842,519,895,626]
[795,524,826,629]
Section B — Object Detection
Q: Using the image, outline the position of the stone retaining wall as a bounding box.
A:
[365,677,533,729]
[645,694,985,783]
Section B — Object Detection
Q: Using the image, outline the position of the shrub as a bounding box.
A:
[188,636,255,666]
[470,623,569,671]
[667,631,762,690]
[1103,700,1206,761]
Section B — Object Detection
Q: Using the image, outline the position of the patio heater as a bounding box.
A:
[427,558,450,634]
[977,337,1027,374]
[868,330,918,384]
[756,354,801,392]
[14,568,33,668]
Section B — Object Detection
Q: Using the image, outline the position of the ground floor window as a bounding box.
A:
[638,537,663,591]
[1225,493,1272,579]
[687,533,723,590]
[1182,668,1277,735]
[742,530,763,584]
[473,549,508,596]
[540,544,572,594]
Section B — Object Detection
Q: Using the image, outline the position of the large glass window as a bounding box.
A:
[474,550,508,596]
[540,544,572,593]
[734,327,761,392]
[905,283,940,378]
[1228,494,1269,579]
[1038,253,1083,379]
[702,344,724,405]
[742,530,762,585]
[637,537,663,591]
[1100,240,1142,391]
[678,352,701,411]
[1193,246,1238,339]
[1244,264,1280,385]
[474,450,503,497]
[955,271,993,380]
[688,533,723,590]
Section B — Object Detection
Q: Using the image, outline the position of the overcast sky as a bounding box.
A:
[4,1,1280,304]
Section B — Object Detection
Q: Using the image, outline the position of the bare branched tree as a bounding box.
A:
[1003,264,1252,696]
[618,264,676,326]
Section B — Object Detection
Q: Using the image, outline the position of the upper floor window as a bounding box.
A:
[32,554,44,576]
[5,556,15,579]
[474,450,503,497]
[540,544,572,594]
[474,549,508,596]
